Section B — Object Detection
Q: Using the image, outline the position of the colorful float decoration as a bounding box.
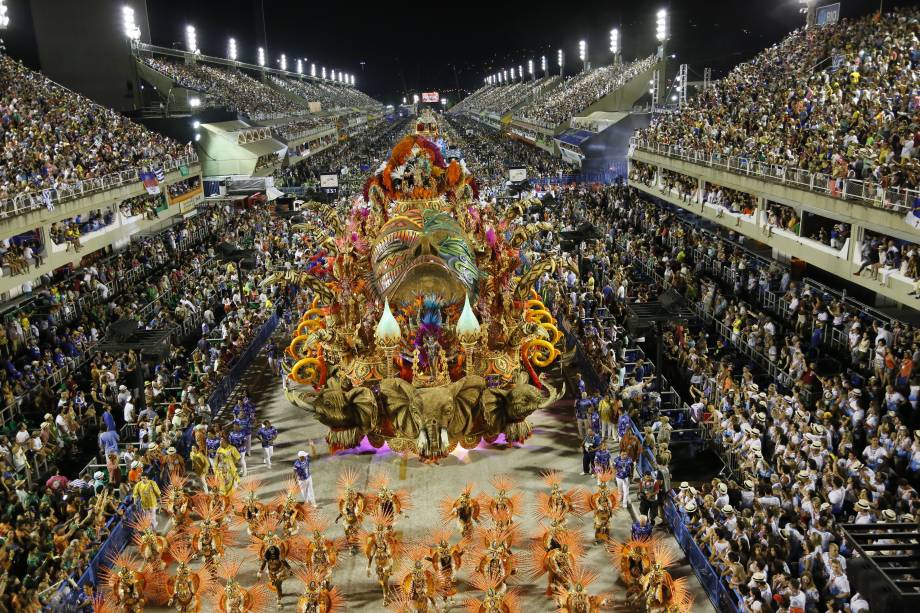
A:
[279,115,569,461]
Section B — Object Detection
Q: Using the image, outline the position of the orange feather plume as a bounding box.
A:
[336,467,362,495]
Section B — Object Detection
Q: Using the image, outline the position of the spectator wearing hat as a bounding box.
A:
[162,446,185,479]
[294,450,316,507]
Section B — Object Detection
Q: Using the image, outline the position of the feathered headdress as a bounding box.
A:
[463,572,522,613]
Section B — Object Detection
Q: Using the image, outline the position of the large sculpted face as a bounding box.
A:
[371,207,479,305]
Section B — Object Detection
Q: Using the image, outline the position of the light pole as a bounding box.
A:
[542,55,547,78]
[528,59,534,81]
[557,49,564,77]
[578,40,587,72]
[609,28,620,65]
[655,9,670,109]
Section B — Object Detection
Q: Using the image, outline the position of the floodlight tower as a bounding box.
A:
[541,55,547,78]
[609,28,620,65]
[578,40,587,72]
[655,9,670,111]
[0,0,10,29]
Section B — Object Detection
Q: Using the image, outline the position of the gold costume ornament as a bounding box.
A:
[280,116,569,461]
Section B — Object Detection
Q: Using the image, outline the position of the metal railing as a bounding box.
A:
[0,153,199,220]
[631,137,917,214]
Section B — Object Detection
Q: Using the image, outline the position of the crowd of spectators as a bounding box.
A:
[166,176,201,201]
[1,54,190,205]
[638,7,920,193]
[270,116,328,141]
[266,76,382,112]
[0,201,294,609]
[464,77,558,116]
[516,56,656,127]
[142,57,307,118]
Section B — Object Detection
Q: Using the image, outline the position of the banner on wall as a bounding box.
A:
[906,198,920,230]
[140,172,160,195]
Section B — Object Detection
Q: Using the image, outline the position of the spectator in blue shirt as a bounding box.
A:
[228,424,248,477]
[102,408,117,433]
[98,428,119,455]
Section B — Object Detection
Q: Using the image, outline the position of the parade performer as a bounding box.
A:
[638,542,694,613]
[439,484,482,539]
[334,467,366,554]
[485,475,522,533]
[252,517,308,609]
[237,480,267,536]
[163,446,186,477]
[583,469,620,543]
[363,507,401,600]
[607,537,656,591]
[165,542,214,613]
[214,437,242,496]
[536,471,584,522]
[613,448,634,509]
[553,565,611,613]
[631,514,653,541]
[462,571,521,613]
[305,516,340,585]
[471,527,517,592]
[424,528,466,600]
[257,420,279,469]
[293,450,316,506]
[189,500,234,569]
[209,558,271,613]
[162,472,194,528]
[189,443,211,494]
[132,473,162,531]
[100,553,147,613]
[128,513,171,571]
[394,546,447,612]
[271,479,313,536]
[367,471,412,522]
[294,567,345,613]
[523,530,584,598]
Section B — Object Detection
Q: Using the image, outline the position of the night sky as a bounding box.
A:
[5,0,916,104]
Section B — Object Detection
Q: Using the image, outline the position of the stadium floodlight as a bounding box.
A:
[228,37,237,61]
[578,39,586,63]
[671,94,677,101]
[185,25,198,54]
[503,69,508,82]
[321,66,327,79]
[609,28,619,55]
[311,63,316,77]
[257,47,265,67]
[413,94,419,104]
[528,59,533,78]
[331,69,336,82]
[296,59,303,74]
[189,97,201,108]
[280,54,287,71]
[403,97,407,104]
[441,98,447,106]
[541,55,547,76]
[656,9,669,42]
[518,64,523,81]
[0,0,9,29]
[510,67,515,80]
[195,133,201,142]
[350,74,355,86]
[192,120,200,129]
[557,49,564,74]
[122,6,141,40]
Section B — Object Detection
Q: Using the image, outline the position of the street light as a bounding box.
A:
[656,9,669,42]
[185,25,198,54]
[228,37,237,61]
[257,47,265,67]
[122,6,141,40]
[578,39,586,71]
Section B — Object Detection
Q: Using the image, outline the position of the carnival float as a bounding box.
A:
[278,115,571,461]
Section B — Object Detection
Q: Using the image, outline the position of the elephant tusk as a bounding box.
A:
[440,428,450,450]
[417,430,428,453]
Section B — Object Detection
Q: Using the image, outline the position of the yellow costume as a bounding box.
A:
[214,444,241,495]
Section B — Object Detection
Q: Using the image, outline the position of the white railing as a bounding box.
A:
[630,138,918,214]
[0,153,200,220]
